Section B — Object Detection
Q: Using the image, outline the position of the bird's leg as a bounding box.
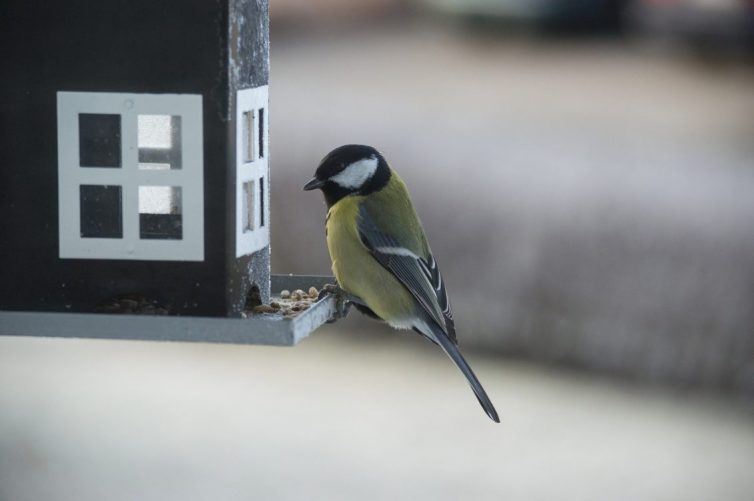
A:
[318,283,359,323]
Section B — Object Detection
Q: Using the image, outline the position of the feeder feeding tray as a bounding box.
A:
[0,276,338,346]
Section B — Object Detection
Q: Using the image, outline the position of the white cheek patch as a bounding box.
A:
[330,156,379,189]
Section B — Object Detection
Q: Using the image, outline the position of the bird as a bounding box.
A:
[303,144,499,422]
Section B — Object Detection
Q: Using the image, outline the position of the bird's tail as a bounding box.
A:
[432,326,500,423]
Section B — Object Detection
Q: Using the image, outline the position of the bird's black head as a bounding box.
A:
[303,144,391,207]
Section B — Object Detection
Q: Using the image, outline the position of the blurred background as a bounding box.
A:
[2,1,753,500]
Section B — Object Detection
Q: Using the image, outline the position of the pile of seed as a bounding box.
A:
[95,294,171,315]
[250,287,319,318]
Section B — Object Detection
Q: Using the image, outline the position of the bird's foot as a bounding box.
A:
[319,283,354,323]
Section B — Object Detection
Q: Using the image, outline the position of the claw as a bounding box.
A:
[317,283,339,301]
[319,283,353,323]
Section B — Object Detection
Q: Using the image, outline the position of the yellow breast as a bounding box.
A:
[325,196,415,323]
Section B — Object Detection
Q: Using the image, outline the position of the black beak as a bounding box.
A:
[303,177,325,191]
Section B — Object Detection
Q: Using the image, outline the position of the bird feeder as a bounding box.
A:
[0,0,336,345]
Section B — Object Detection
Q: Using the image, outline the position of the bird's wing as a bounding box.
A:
[358,201,497,422]
[357,204,456,343]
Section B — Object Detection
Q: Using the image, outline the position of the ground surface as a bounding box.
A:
[0,328,752,501]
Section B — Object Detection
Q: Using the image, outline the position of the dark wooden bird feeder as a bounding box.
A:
[0,0,336,345]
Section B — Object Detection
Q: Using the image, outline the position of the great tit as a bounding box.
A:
[304,144,499,422]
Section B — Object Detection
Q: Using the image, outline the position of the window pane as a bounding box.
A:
[139,186,182,240]
[242,110,254,163]
[259,176,265,227]
[138,115,171,148]
[258,107,265,159]
[80,185,123,238]
[79,114,121,168]
[243,180,254,232]
[138,115,182,169]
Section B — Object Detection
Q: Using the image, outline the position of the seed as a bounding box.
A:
[253,304,275,314]
[121,299,138,309]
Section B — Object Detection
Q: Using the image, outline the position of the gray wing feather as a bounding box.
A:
[425,253,456,341]
[358,205,456,343]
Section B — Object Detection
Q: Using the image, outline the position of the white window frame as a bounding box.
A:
[57,91,204,261]
[235,86,270,258]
